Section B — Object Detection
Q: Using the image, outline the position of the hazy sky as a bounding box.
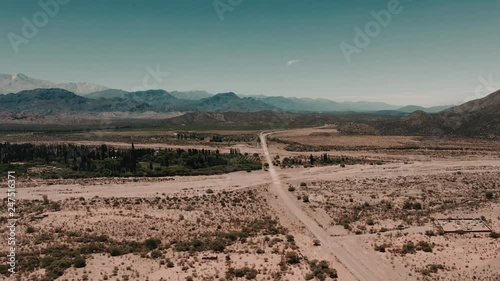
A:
[1,0,499,106]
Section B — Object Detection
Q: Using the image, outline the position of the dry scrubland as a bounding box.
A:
[0,188,338,281]
[271,128,500,281]
[1,127,499,281]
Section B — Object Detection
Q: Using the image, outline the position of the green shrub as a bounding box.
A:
[26,226,36,234]
[401,241,416,254]
[374,244,386,252]
[305,273,314,280]
[73,256,86,268]
[486,191,494,199]
[45,258,72,280]
[417,241,433,252]
[151,250,162,259]
[109,246,123,256]
[145,238,161,250]
[285,251,300,264]
[308,260,337,280]
[209,239,226,252]
[41,256,55,268]
[226,267,257,280]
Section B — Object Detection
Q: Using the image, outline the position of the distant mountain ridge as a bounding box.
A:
[1,87,499,137]
[0,88,149,113]
[0,73,109,95]
[2,73,453,113]
[0,88,276,113]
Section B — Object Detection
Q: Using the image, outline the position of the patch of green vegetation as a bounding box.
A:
[0,143,261,178]
[421,264,445,275]
[226,267,258,280]
[307,259,338,280]
[174,217,285,253]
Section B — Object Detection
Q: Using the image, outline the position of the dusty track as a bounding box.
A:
[260,132,415,281]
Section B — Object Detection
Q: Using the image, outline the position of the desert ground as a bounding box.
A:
[1,126,499,281]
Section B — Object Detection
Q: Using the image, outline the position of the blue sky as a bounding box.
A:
[1,0,499,106]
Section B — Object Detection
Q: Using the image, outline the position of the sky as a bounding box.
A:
[1,0,499,106]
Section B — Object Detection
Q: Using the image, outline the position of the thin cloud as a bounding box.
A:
[286,59,300,67]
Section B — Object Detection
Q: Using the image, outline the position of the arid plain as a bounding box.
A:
[1,126,499,281]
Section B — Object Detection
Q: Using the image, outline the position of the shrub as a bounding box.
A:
[288,186,296,192]
[417,241,433,252]
[401,241,416,254]
[73,256,86,268]
[305,273,314,280]
[285,251,300,264]
[300,182,307,187]
[109,246,123,256]
[374,244,386,252]
[313,239,321,246]
[302,195,310,203]
[145,238,161,250]
[26,226,36,234]
[308,260,337,280]
[485,191,494,199]
[206,189,214,194]
[245,269,258,280]
[41,256,55,268]
[209,239,226,252]
[226,267,257,279]
[151,250,162,259]
[45,259,72,280]
[490,231,499,239]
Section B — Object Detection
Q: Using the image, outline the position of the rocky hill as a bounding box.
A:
[372,90,500,137]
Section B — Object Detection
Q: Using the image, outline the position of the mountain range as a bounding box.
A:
[0,84,499,137]
[0,73,109,95]
[161,89,500,138]
[0,73,452,113]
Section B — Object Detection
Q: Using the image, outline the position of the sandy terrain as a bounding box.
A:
[1,127,499,280]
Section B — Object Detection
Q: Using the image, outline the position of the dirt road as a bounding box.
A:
[260,132,415,281]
